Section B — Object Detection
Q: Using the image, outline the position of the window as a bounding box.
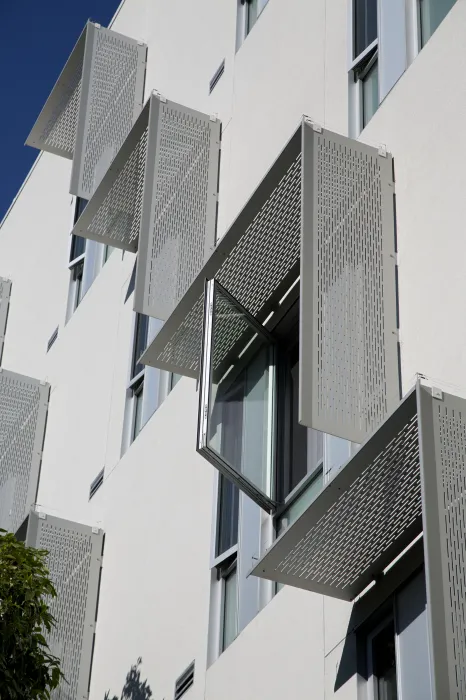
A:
[210,475,240,657]
[368,620,398,700]
[102,244,116,265]
[129,313,149,443]
[217,475,239,557]
[351,0,379,132]
[418,0,456,47]
[362,572,433,700]
[220,558,238,651]
[237,0,270,47]
[354,0,378,58]
[122,313,170,453]
[68,198,88,314]
[198,281,351,518]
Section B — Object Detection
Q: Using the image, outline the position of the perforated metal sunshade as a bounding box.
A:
[0,278,11,365]
[141,122,399,445]
[418,386,466,700]
[26,22,147,200]
[140,125,302,375]
[251,387,422,600]
[27,511,103,700]
[300,125,399,443]
[70,93,222,326]
[0,370,49,534]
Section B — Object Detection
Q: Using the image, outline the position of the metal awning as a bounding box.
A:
[69,97,150,252]
[0,369,50,534]
[140,125,302,376]
[25,25,87,159]
[26,22,147,199]
[251,387,422,601]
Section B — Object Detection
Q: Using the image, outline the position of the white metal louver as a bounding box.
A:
[0,370,49,534]
[0,278,11,365]
[26,21,147,200]
[26,511,103,700]
[300,124,399,443]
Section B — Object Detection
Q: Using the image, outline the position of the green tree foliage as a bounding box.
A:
[0,529,62,699]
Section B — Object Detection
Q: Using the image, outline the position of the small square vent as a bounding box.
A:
[174,661,195,700]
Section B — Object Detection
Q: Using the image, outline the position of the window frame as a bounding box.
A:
[366,615,399,700]
[197,279,277,512]
[219,555,239,653]
[199,279,355,519]
[236,0,270,48]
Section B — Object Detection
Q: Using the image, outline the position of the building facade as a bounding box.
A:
[0,0,465,698]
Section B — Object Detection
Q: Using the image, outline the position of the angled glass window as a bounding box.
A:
[198,280,276,512]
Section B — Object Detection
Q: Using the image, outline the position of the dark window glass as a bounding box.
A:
[373,621,398,700]
[354,0,378,57]
[277,342,323,501]
[217,475,239,556]
[132,314,149,379]
[70,234,86,261]
[74,197,88,224]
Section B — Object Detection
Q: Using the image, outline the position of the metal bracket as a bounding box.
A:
[432,387,444,400]
[152,89,167,103]
[92,526,100,534]
[378,144,387,157]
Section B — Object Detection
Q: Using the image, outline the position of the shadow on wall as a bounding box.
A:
[104,658,154,700]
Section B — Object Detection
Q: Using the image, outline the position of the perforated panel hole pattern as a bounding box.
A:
[147,104,217,315]
[85,124,148,248]
[81,29,143,195]
[0,374,45,533]
[41,62,83,157]
[315,135,389,439]
[39,522,94,700]
[156,152,302,374]
[274,413,421,593]
[436,402,466,699]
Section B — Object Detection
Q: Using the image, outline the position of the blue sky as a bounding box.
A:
[0,0,122,222]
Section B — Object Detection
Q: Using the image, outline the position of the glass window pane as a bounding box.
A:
[222,566,238,650]
[277,343,324,501]
[205,283,275,504]
[132,314,149,379]
[354,0,378,57]
[277,469,324,533]
[74,197,88,222]
[372,621,398,699]
[324,434,351,482]
[419,0,456,47]
[247,0,259,34]
[103,245,116,264]
[217,475,239,556]
[70,235,86,262]
[133,385,144,441]
[362,60,379,128]
[171,373,182,390]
